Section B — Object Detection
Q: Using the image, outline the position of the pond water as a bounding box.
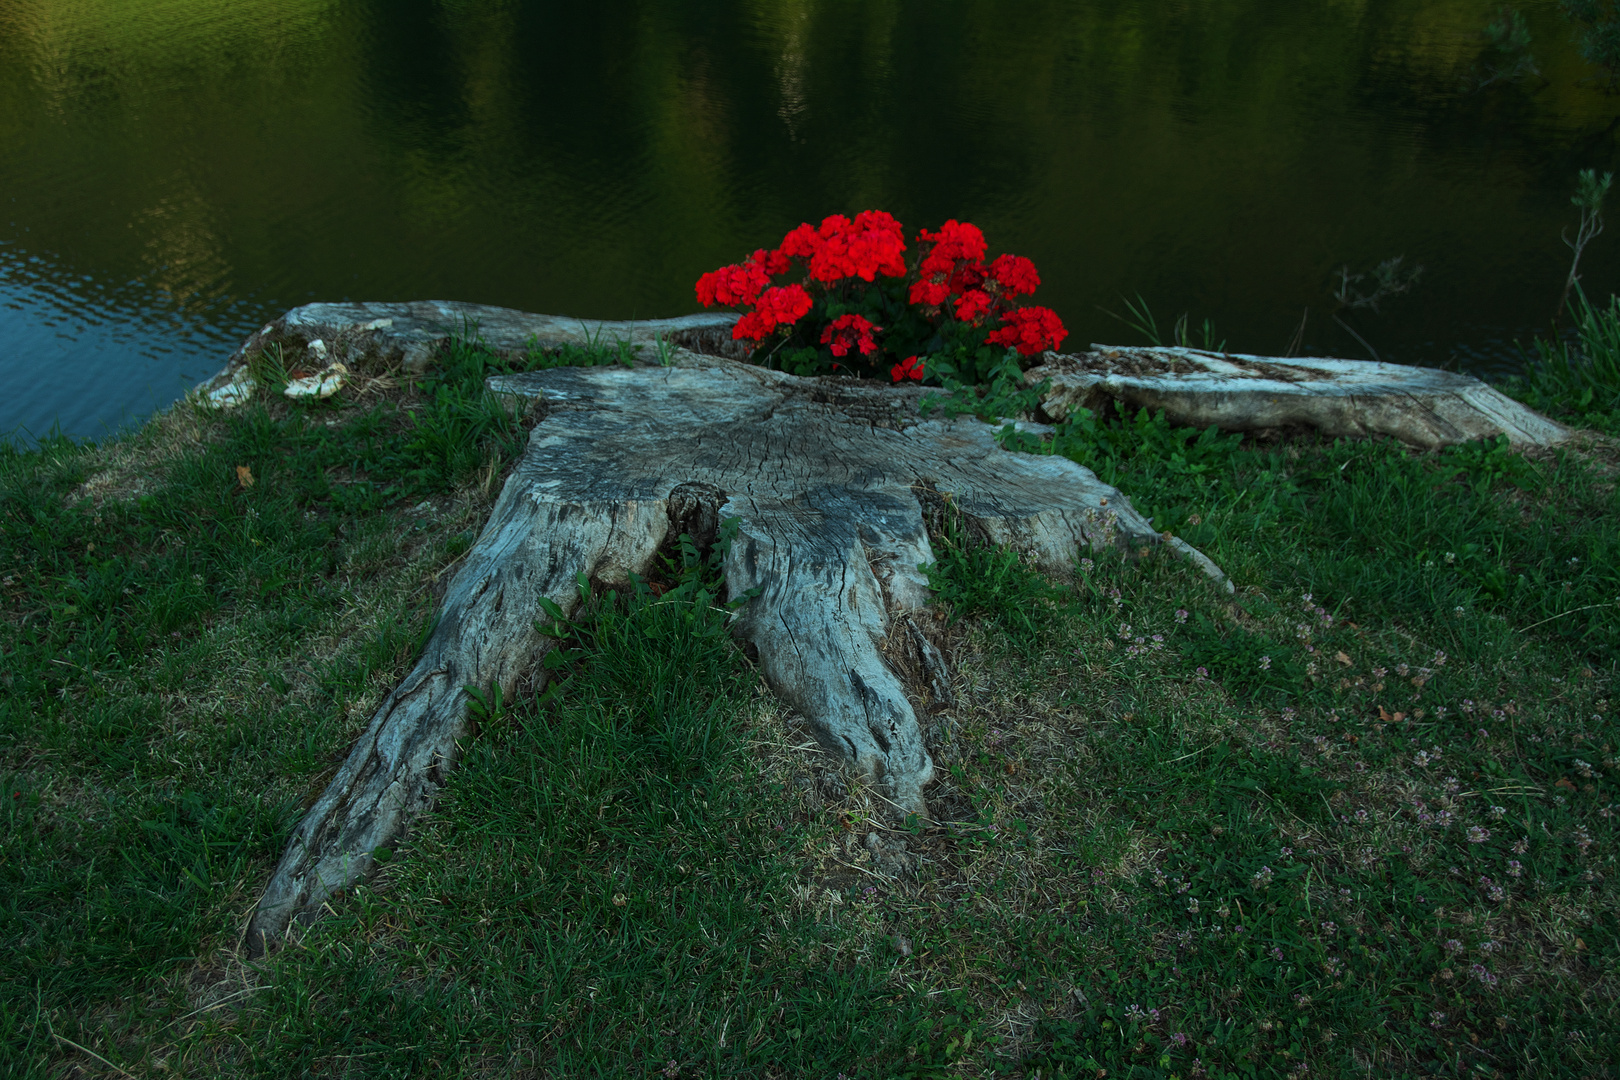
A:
[3,0,1618,443]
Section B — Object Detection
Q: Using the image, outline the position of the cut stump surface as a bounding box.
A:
[197,300,747,396]
[1029,346,1570,448]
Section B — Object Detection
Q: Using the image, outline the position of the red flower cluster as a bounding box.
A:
[780,210,907,283]
[695,248,777,308]
[909,220,988,306]
[693,210,1067,372]
[954,289,994,322]
[987,305,1068,356]
[988,254,1040,297]
[751,246,792,277]
[891,355,925,381]
[733,283,813,342]
[820,313,881,357]
[912,225,1045,321]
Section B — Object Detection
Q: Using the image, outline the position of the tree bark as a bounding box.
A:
[244,348,1229,956]
[1029,345,1571,448]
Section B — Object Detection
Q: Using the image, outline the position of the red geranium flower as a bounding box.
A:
[750,247,792,277]
[732,310,773,342]
[988,254,1040,297]
[820,313,881,357]
[986,305,1068,356]
[953,289,994,322]
[697,212,1064,378]
[842,209,908,281]
[785,211,908,283]
[761,283,813,323]
[732,283,813,341]
[946,262,987,296]
[908,279,952,306]
[911,220,990,312]
[917,220,987,275]
[696,259,771,308]
[779,222,820,260]
[891,355,925,382]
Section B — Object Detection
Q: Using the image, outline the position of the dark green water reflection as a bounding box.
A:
[3,0,1618,441]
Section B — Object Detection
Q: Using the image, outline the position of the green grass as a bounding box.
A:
[935,403,1618,1077]
[0,329,535,1076]
[2,329,1617,1077]
[210,566,937,1077]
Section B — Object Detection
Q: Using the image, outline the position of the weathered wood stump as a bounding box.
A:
[1028,346,1571,448]
[243,344,1229,956]
[237,306,1572,956]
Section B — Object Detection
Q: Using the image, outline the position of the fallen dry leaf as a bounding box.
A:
[236,465,255,489]
[1335,651,1352,666]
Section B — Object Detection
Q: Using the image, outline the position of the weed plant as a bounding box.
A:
[1562,0,1620,88]
[2,327,1617,1077]
[1469,7,1540,91]
[1508,286,1620,434]
[1102,294,1225,353]
[523,321,655,371]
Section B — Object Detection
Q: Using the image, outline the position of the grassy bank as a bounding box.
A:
[2,331,1617,1078]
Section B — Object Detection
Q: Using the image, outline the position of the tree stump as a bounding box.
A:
[241,308,1571,956]
[1028,346,1570,449]
[244,347,1230,956]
